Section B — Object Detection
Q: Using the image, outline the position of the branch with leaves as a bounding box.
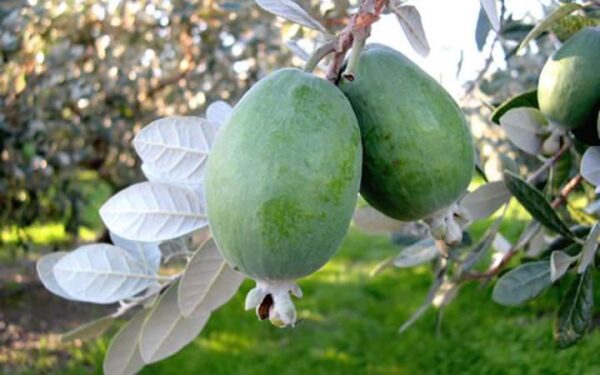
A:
[350,0,600,348]
[36,102,247,374]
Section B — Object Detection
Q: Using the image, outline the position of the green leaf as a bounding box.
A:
[550,250,577,282]
[503,171,573,239]
[60,315,115,342]
[103,309,148,375]
[460,181,511,221]
[475,162,489,182]
[577,222,600,273]
[491,90,539,124]
[499,154,519,175]
[517,3,583,54]
[390,4,431,57]
[492,261,552,306]
[393,238,438,268]
[499,108,547,155]
[255,0,329,34]
[475,6,491,51]
[458,208,507,276]
[479,0,500,31]
[554,269,593,349]
[582,147,600,187]
[551,150,573,194]
[140,281,210,363]
[547,226,590,253]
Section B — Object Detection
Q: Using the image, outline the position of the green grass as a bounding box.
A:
[56,219,600,375]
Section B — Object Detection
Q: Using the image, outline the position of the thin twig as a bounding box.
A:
[462,173,583,281]
[527,138,572,184]
[304,40,337,73]
[551,174,582,209]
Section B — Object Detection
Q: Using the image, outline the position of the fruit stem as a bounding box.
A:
[325,0,388,83]
[304,39,337,73]
[244,280,303,327]
[342,33,367,81]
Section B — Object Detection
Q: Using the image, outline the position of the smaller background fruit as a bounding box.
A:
[538,27,600,132]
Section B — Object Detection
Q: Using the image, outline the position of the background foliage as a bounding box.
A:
[0,0,298,250]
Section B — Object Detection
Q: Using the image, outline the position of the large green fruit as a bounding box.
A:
[538,27,600,132]
[340,44,475,222]
[206,68,362,282]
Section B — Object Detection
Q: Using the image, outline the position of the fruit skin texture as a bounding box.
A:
[538,27,600,131]
[206,68,362,281]
[340,44,475,221]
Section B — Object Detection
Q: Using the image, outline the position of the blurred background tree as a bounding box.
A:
[0,0,317,252]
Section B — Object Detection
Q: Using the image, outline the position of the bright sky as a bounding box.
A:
[369,0,553,99]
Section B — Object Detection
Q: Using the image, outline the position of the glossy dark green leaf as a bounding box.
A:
[577,222,600,273]
[492,261,552,306]
[491,90,539,124]
[554,269,593,349]
[551,150,573,194]
[504,171,573,239]
[547,226,590,253]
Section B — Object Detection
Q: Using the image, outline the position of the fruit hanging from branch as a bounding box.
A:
[205,68,362,327]
[340,44,475,246]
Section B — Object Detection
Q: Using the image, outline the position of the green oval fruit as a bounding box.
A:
[538,27,600,132]
[206,68,362,281]
[340,44,475,221]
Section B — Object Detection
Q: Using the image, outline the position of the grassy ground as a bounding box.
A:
[53,216,600,375]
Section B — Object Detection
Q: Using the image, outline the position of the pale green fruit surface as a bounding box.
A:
[340,44,475,221]
[538,27,600,131]
[206,68,362,281]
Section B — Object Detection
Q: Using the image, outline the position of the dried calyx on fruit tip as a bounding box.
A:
[245,280,303,328]
[424,203,471,247]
